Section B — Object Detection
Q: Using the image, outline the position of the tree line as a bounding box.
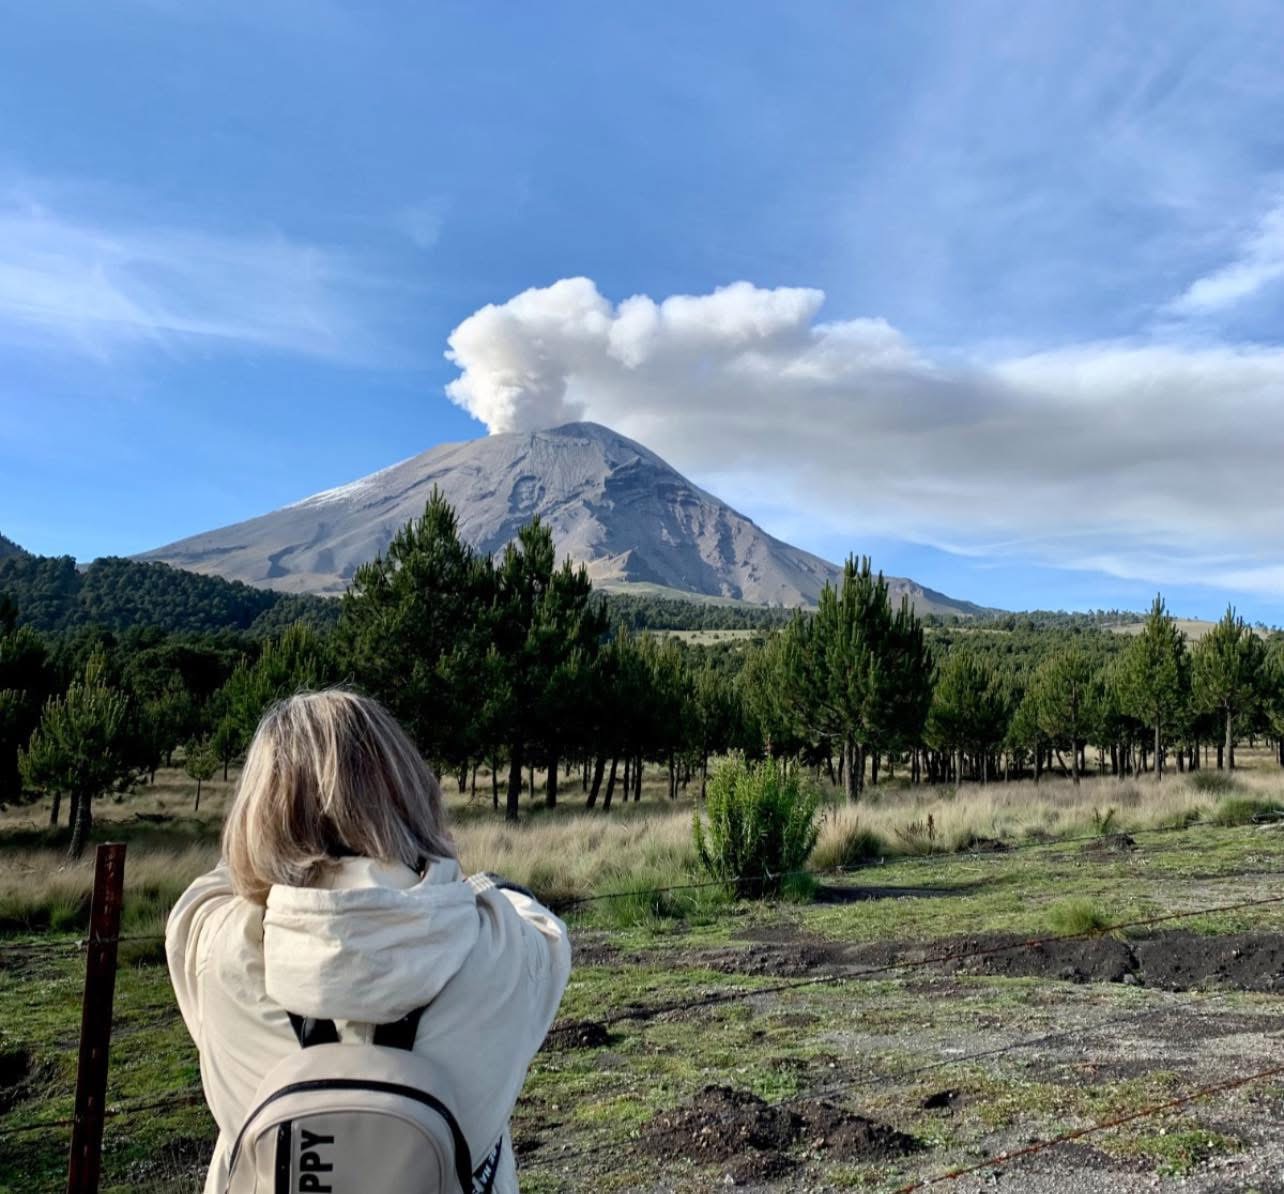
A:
[4,495,1284,857]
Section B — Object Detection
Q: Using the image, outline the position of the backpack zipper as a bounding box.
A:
[227,1078,473,1192]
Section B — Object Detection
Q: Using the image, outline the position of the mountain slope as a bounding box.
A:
[0,533,26,561]
[139,422,985,614]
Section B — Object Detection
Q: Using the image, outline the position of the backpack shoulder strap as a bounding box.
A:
[285,1007,427,1051]
[372,1005,427,1051]
[286,1012,340,1048]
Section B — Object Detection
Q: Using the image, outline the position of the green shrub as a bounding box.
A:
[1209,796,1284,827]
[1189,771,1240,796]
[1047,898,1112,936]
[693,756,821,898]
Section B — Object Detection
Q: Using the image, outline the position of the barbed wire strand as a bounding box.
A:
[2,814,1277,961]
[894,1059,1284,1192]
[531,991,1228,1171]
[0,1088,207,1138]
[2,822,1281,966]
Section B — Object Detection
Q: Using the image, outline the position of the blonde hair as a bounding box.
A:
[223,689,455,904]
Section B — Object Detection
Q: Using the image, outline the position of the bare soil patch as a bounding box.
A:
[640,1084,917,1183]
[674,930,1284,993]
[542,1019,614,1051]
[1132,931,1284,992]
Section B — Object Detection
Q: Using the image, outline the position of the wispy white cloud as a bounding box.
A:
[1168,192,1284,315]
[394,198,448,250]
[0,197,384,363]
[445,277,1284,597]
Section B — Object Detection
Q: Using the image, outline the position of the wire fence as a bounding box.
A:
[5,829,1284,1189]
[1,810,1265,962]
[895,1058,1284,1192]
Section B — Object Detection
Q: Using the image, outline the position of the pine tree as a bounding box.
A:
[220,623,334,751]
[1030,648,1099,786]
[0,598,50,800]
[210,716,240,782]
[183,737,219,810]
[1115,595,1189,782]
[338,489,492,776]
[491,519,605,821]
[19,653,134,857]
[1192,606,1265,770]
[778,557,928,799]
[927,650,1008,784]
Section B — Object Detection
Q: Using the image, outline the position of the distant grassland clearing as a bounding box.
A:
[1110,617,1271,641]
[648,628,762,644]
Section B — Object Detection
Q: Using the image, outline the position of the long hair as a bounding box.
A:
[223,689,455,904]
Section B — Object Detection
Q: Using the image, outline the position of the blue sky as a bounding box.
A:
[2,1,1284,620]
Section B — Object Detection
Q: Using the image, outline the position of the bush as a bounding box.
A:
[693,756,821,898]
[1047,898,1112,936]
[1209,796,1284,827]
[1189,771,1240,796]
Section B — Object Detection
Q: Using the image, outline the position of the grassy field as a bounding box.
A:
[4,758,1284,1191]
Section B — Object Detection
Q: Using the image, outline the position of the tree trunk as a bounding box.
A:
[667,752,676,800]
[581,759,589,792]
[506,744,523,823]
[68,791,92,860]
[622,755,630,797]
[1154,722,1163,783]
[471,764,478,800]
[1071,737,1080,786]
[528,764,535,800]
[49,790,62,827]
[586,754,606,808]
[842,738,856,802]
[194,779,202,811]
[1216,742,1224,770]
[491,755,499,810]
[634,754,642,801]
[546,750,559,809]
[602,756,618,812]
[871,751,881,787]
[701,751,709,799]
[222,759,229,782]
[1226,709,1235,771]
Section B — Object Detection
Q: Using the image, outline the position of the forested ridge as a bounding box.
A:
[4,496,1284,858]
[0,553,340,635]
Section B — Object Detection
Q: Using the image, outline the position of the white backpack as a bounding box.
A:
[224,1007,503,1194]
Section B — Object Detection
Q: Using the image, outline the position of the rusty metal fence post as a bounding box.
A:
[66,842,126,1194]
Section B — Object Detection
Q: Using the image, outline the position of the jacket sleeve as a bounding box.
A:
[466,873,571,1038]
[165,862,238,1044]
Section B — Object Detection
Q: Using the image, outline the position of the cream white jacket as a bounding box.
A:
[165,856,571,1194]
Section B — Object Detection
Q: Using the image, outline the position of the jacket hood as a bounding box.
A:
[262,857,480,1024]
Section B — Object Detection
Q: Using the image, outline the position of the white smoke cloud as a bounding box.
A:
[444,277,1284,598]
